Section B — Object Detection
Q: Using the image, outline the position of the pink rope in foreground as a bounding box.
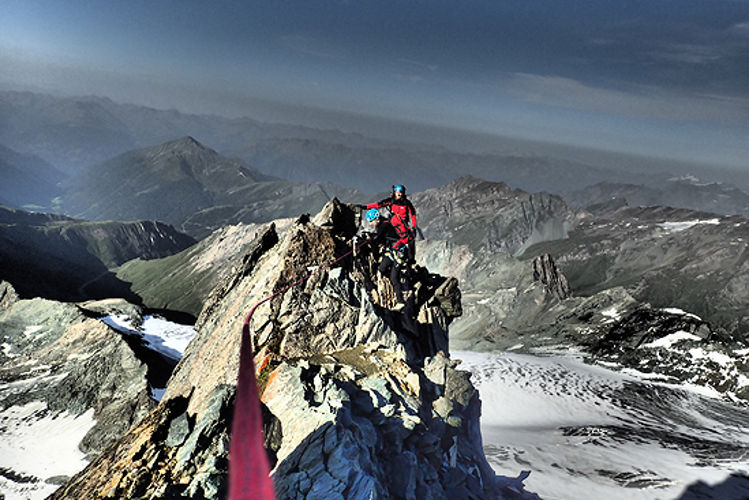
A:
[228,238,371,500]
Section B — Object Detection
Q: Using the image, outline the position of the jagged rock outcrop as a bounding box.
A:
[52,199,538,499]
[532,254,571,300]
[0,295,156,497]
[0,280,18,310]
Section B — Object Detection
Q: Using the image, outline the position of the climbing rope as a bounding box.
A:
[228,236,372,500]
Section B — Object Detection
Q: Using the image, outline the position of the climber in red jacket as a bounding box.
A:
[363,184,417,264]
[365,208,411,311]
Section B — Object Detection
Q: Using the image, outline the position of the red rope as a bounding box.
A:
[228,237,371,500]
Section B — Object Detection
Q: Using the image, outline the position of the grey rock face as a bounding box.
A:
[411,176,573,256]
[532,254,571,300]
[0,280,18,310]
[524,205,749,341]
[52,199,538,499]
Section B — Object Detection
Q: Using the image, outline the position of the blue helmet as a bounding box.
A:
[366,208,381,222]
[393,184,406,194]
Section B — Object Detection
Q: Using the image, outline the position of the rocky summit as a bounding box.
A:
[51,199,539,499]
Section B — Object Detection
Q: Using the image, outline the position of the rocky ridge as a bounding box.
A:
[52,200,539,499]
[116,219,295,318]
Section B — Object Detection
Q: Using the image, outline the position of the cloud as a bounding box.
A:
[504,73,749,125]
[278,34,348,59]
[730,21,749,36]
[647,43,725,65]
[396,58,438,73]
[392,73,426,84]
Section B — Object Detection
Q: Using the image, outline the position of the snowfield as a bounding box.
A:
[454,350,749,500]
[0,402,96,500]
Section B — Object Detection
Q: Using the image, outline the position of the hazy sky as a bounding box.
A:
[1,0,748,167]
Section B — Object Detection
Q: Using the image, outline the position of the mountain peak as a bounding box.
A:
[163,135,212,153]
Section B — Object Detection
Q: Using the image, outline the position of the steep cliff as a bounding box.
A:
[52,200,538,499]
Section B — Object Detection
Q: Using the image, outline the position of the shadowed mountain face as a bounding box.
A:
[60,136,363,239]
[0,205,195,302]
[0,144,65,209]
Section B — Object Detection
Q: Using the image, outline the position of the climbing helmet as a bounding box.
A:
[366,208,381,222]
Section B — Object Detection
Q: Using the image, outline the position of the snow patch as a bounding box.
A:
[640,331,701,349]
[23,326,43,337]
[600,307,620,322]
[0,402,96,500]
[2,342,15,357]
[619,367,672,381]
[657,219,720,233]
[661,307,702,321]
[688,348,733,366]
[102,314,196,360]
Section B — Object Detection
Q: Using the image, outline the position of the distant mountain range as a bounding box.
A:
[410,177,749,351]
[567,178,749,218]
[0,90,397,175]
[60,136,364,238]
[7,89,749,199]
[0,143,65,209]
